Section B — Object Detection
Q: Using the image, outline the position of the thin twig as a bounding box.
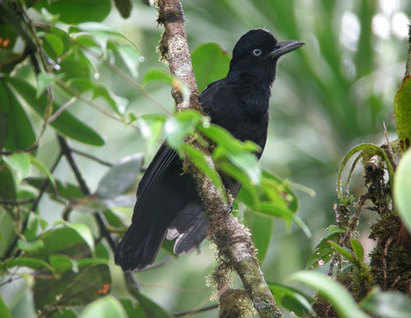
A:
[48,97,77,123]
[70,148,113,167]
[0,198,35,206]
[57,136,117,252]
[173,304,219,317]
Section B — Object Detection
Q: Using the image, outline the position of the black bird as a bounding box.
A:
[115,29,303,271]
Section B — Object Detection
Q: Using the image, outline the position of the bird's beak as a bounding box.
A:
[268,40,304,58]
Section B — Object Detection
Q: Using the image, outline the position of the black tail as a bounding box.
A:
[115,222,166,271]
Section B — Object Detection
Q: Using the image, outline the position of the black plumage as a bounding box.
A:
[115,29,303,271]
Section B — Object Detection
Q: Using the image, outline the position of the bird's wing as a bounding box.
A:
[136,143,177,199]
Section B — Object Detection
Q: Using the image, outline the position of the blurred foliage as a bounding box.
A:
[0,0,410,317]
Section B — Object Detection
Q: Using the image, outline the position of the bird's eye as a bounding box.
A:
[252,48,262,56]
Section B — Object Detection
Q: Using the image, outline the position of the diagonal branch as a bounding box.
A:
[156,1,281,317]
[57,136,117,252]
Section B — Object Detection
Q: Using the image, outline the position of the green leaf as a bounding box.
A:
[132,292,173,318]
[4,257,54,272]
[0,166,16,201]
[96,154,143,199]
[17,239,44,252]
[7,77,105,146]
[120,298,145,318]
[0,79,36,151]
[165,110,203,151]
[290,271,369,318]
[143,69,173,85]
[49,254,74,274]
[394,76,411,145]
[228,151,261,185]
[0,295,12,318]
[192,43,230,92]
[269,282,314,316]
[328,241,355,263]
[360,288,411,318]
[24,177,83,202]
[57,221,95,252]
[93,84,129,115]
[3,153,31,181]
[44,33,64,56]
[36,72,63,98]
[34,264,111,312]
[394,148,411,233]
[0,207,16,257]
[35,0,111,24]
[114,0,133,19]
[350,239,364,263]
[81,296,127,318]
[30,156,57,190]
[183,144,226,199]
[244,211,272,261]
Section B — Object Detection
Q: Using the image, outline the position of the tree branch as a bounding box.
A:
[57,136,117,252]
[156,1,281,317]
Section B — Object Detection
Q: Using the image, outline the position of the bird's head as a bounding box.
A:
[229,29,304,84]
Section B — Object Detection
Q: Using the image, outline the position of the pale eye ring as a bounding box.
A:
[252,48,262,56]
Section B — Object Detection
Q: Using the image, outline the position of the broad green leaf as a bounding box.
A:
[199,124,259,154]
[49,254,74,274]
[4,257,54,272]
[0,295,11,318]
[262,171,298,213]
[102,209,124,228]
[0,79,36,151]
[183,144,226,199]
[81,296,126,318]
[132,292,172,318]
[44,33,64,56]
[59,49,92,81]
[28,227,90,259]
[290,271,369,318]
[228,151,261,185]
[34,264,111,313]
[3,153,31,181]
[192,43,230,92]
[244,211,272,261]
[57,221,95,252]
[360,288,411,318]
[394,76,411,145]
[0,166,16,200]
[143,69,173,85]
[269,282,314,316]
[35,0,111,24]
[350,239,364,263]
[96,154,143,199]
[394,149,411,233]
[0,207,16,257]
[7,77,105,146]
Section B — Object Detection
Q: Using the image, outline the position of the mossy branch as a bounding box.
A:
[156,0,281,317]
